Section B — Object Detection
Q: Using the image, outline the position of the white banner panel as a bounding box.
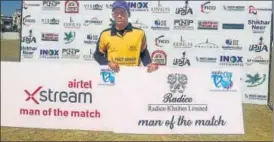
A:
[1,62,113,131]
[112,67,244,134]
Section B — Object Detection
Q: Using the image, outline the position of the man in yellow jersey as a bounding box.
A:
[93,0,159,73]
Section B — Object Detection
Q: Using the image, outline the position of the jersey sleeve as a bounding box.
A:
[93,32,109,65]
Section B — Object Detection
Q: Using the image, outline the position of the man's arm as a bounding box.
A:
[93,32,108,65]
[140,33,152,66]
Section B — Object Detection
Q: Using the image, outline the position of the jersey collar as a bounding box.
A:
[111,23,133,36]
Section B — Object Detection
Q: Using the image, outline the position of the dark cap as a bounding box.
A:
[112,1,129,12]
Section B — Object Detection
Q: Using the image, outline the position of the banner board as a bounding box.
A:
[1,62,244,134]
[112,67,244,134]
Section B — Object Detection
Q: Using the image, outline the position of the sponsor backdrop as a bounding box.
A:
[1,62,244,134]
[20,0,272,105]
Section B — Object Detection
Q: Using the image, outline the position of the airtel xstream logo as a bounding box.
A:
[24,79,93,104]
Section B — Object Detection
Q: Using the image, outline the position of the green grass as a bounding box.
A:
[1,40,273,141]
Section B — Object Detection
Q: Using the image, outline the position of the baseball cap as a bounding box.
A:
[112,1,129,12]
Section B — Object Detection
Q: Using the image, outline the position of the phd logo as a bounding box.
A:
[65,0,79,13]
[210,71,236,92]
[222,39,242,50]
[127,2,149,12]
[151,19,170,31]
[84,34,98,44]
[155,35,169,47]
[249,37,268,52]
[99,68,115,86]
[201,1,216,14]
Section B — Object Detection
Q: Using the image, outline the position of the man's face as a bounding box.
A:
[112,8,128,25]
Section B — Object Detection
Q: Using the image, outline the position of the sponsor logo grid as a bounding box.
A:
[21,0,271,104]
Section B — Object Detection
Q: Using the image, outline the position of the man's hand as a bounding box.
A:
[147,63,159,73]
[108,62,120,72]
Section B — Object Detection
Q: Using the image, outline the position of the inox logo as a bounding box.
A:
[62,48,80,55]
[127,2,148,8]
[174,19,193,26]
[43,0,60,7]
[220,56,243,63]
[40,49,59,55]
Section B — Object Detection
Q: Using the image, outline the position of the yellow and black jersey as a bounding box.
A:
[94,23,151,66]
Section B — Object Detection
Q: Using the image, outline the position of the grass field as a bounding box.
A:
[1,40,273,141]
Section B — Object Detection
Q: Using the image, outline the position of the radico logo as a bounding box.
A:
[201,1,216,14]
[24,79,92,105]
[155,35,169,47]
